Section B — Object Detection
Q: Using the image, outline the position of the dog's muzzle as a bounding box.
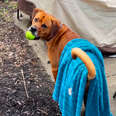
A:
[30,26,37,33]
[28,26,40,40]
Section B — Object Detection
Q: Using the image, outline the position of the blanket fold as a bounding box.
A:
[52,38,112,116]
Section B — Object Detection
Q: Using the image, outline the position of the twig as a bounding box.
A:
[21,69,29,98]
[38,108,48,115]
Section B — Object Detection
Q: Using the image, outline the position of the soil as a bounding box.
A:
[0,1,61,116]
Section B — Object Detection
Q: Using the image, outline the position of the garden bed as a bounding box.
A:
[0,1,61,116]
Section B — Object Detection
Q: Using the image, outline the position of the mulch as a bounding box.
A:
[0,1,61,116]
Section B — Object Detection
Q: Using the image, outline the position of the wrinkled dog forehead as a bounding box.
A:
[33,12,51,24]
[34,12,46,19]
[32,8,49,20]
[32,8,60,25]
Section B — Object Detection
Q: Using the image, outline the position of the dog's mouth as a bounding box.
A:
[28,26,40,40]
[34,36,40,40]
[31,32,40,40]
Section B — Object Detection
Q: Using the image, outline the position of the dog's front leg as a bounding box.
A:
[52,68,58,81]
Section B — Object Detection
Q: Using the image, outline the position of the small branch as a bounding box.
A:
[38,108,48,115]
[21,69,29,98]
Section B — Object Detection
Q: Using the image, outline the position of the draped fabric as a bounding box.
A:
[53,38,112,116]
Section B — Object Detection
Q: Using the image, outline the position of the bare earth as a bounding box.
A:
[0,1,61,116]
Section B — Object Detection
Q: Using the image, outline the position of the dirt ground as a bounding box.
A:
[0,1,61,116]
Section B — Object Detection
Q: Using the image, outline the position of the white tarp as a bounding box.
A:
[29,0,116,48]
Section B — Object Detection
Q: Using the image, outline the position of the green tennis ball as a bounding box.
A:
[25,31,35,40]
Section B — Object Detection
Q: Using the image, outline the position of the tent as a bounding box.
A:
[17,0,116,56]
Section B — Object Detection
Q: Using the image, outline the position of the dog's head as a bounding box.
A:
[29,8,61,41]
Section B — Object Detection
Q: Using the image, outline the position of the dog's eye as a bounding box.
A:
[41,24,47,28]
[34,18,38,22]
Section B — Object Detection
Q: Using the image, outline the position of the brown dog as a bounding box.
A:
[30,8,80,81]
[29,8,96,112]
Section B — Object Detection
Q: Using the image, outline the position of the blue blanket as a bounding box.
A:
[52,39,112,116]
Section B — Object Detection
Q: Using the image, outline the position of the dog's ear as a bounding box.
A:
[51,18,60,27]
[51,18,60,33]
[47,18,61,40]
[32,8,43,21]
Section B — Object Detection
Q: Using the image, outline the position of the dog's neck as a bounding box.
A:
[46,24,80,49]
[46,24,69,46]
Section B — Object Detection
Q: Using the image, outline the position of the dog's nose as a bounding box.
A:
[30,26,37,33]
